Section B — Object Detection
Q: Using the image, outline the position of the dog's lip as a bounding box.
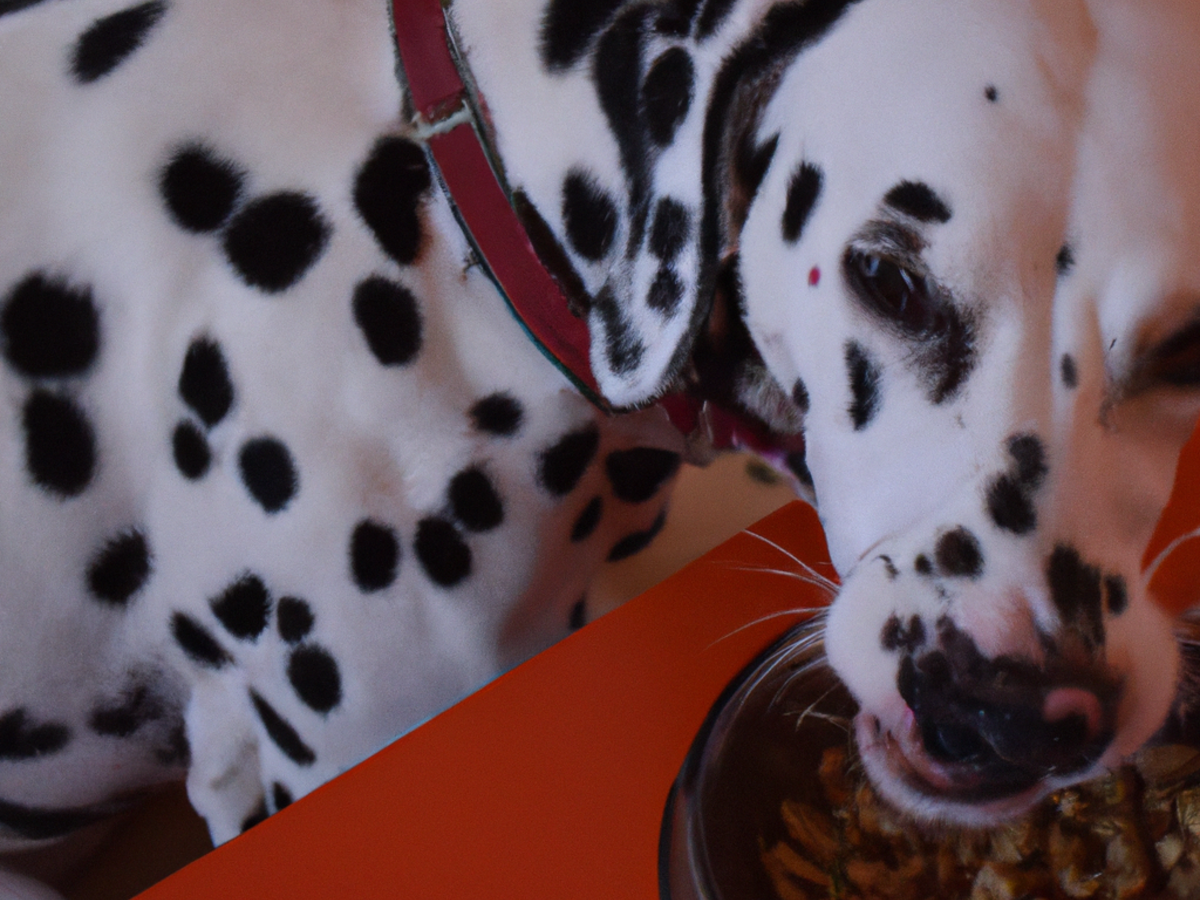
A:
[854,707,1045,807]
[856,708,972,795]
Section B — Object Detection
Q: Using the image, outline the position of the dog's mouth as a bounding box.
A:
[853,688,1116,824]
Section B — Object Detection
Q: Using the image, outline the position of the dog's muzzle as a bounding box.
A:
[864,623,1119,805]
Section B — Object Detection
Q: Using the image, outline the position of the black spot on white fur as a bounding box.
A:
[0,708,70,760]
[89,684,161,738]
[240,799,268,834]
[172,421,211,479]
[272,783,293,812]
[171,612,231,669]
[986,434,1047,535]
[595,282,646,375]
[249,690,315,766]
[276,596,315,644]
[699,0,861,351]
[1008,434,1048,489]
[791,379,810,414]
[70,1,166,84]
[883,181,952,224]
[449,467,504,532]
[349,520,400,593]
[415,517,472,587]
[470,393,524,437]
[1046,545,1104,647]
[694,0,736,38]
[160,144,245,234]
[87,529,152,606]
[935,527,983,578]
[568,597,587,630]
[539,0,626,71]
[1105,575,1128,616]
[881,614,925,652]
[210,574,271,641]
[2,273,100,378]
[287,645,341,714]
[539,425,600,496]
[782,162,822,243]
[571,497,603,542]
[593,6,652,223]
[648,268,684,314]
[608,507,667,561]
[561,170,618,262]
[22,390,96,497]
[354,136,431,266]
[650,198,690,263]
[0,0,51,17]
[605,447,680,503]
[238,437,297,513]
[352,276,423,366]
[223,192,329,294]
[1055,244,1075,276]
[178,338,234,427]
[1061,354,1078,389]
[642,47,694,147]
[845,341,881,430]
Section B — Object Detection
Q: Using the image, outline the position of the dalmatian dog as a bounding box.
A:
[1,0,1200,894]
[460,0,1200,830]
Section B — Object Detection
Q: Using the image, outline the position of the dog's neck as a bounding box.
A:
[445,0,857,419]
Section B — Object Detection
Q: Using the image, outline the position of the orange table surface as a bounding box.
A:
[141,500,833,899]
[139,420,1200,900]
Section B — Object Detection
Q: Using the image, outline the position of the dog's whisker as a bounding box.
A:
[724,564,838,596]
[742,529,840,592]
[1142,526,1200,588]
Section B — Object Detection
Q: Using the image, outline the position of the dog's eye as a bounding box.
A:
[845,249,942,335]
[1145,319,1200,387]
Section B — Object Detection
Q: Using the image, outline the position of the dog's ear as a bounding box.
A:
[577,65,787,410]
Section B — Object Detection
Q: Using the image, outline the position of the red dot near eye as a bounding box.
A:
[808,266,821,287]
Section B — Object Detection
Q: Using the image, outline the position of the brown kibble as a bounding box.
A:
[1137,744,1200,787]
[765,743,1200,900]
[818,745,851,806]
[780,800,839,865]
[1176,787,1200,838]
[1104,826,1150,898]
[969,861,1054,900]
[761,837,830,894]
[1157,833,1185,871]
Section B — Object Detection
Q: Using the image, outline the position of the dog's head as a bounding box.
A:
[731,0,1200,823]
[453,0,1200,823]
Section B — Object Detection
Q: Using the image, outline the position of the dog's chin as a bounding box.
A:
[852,711,1110,829]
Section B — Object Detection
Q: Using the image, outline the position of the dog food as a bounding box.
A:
[761,743,1200,899]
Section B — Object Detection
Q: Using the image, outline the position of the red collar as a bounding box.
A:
[390,0,795,460]
[391,0,607,408]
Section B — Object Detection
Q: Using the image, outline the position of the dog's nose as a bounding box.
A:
[897,647,1116,797]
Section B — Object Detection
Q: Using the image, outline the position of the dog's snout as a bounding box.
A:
[897,646,1116,798]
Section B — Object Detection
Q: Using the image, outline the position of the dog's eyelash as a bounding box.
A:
[843,248,948,338]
